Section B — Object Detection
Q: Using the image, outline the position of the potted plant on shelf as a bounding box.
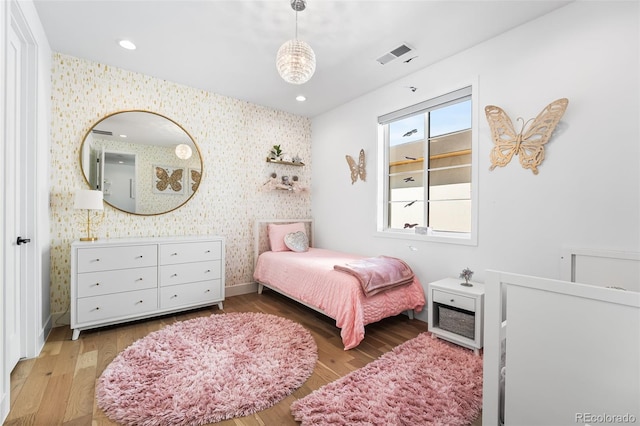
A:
[270,145,283,161]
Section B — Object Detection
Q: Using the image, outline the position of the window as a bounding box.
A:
[378,86,476,243]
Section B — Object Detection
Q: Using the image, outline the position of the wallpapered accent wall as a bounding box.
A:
[50,53,312,319]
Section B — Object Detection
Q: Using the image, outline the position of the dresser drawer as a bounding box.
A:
[77,267,157,298]
[77,245,157,273]
[159,260,221,287]
[159,241,222,265]
[160,280,222,309]
[432,289,476,312]
[76,288,158,323]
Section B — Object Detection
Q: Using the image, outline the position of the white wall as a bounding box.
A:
[311,2,639,288]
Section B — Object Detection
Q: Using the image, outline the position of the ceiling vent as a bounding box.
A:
[376,43,414,65]
[92,129,113,136]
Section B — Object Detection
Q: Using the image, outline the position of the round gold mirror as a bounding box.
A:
[80,110,202,215]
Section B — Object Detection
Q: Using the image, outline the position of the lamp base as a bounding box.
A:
[80,237,98,242]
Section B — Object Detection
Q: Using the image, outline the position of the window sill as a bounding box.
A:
[374,229,477,246]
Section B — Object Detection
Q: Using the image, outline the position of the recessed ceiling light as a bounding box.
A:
[118,40,136,50]
[119,134,127,138]
[296,95,306,102]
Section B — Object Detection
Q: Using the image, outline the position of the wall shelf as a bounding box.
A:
[266,158,305,166]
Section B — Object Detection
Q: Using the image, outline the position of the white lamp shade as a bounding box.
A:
[175,144,192,160]
[74,189,104,210]
[276,39,316,85]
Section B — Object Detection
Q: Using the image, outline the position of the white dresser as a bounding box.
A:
[71,236,225,340]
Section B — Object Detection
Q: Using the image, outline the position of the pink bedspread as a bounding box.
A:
[253,248,426,350]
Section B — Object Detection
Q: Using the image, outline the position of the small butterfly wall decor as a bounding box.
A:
[485,98,568,175]
[154,165,184,194]
[190,168,201,193]
[346,149,366,184]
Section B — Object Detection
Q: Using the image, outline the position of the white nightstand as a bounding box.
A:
[427,277,485,354]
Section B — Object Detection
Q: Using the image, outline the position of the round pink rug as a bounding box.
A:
[96,312,317,426]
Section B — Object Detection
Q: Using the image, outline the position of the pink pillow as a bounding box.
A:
[268,222,307,252]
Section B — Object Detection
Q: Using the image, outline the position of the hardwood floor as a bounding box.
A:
[6,290,482,425]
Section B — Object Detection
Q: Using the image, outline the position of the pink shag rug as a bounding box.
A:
[290,333,483,425]
[96,312,317,426]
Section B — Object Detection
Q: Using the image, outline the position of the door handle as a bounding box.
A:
[16,236,31,245]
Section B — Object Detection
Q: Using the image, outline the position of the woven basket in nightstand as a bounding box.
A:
[438,305,475,340]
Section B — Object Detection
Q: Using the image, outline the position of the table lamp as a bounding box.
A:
[74,189,104,241]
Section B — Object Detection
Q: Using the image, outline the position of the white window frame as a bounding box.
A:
[376,81,478,246]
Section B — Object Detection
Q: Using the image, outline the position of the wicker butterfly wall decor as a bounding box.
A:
[190,169,201,193]
[485,98,568,175]
[154,165,184,193]
[345,149,366,184]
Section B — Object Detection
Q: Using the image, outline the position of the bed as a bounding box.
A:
[253,219,426,350]
[483,248,640,426]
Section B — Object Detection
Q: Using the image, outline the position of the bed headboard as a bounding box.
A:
[561,246,640,292]
[253,219,314,266]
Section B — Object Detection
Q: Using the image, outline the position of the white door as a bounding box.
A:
[4,3,26,370]
[2,1,46,421]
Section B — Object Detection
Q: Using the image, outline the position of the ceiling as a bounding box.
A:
[33,0,571,117]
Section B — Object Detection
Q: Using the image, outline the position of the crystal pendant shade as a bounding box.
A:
[175,143,192,160]
[276,39,316,85]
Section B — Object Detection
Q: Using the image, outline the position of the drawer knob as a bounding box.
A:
[205,289,210,293]
[94,258,100,262]
[205,250,211,253]
[205,269,211,273]
[450,299,455,303]
[171,252,178,256]
[95,282,100,286]
[95,307,100,310]
[137,300,143,304]
[136,278,143,281]
[136,255,143,259]
[171,273,178,277]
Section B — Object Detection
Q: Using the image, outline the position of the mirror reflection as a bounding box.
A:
[80,111,202,215]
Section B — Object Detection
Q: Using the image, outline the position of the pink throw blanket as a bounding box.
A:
[334,256,415,297]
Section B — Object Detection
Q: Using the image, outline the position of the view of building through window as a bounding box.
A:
[386,98,472,234]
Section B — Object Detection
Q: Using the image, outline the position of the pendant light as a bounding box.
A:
[276,0,316,85]
[175,144,192,160]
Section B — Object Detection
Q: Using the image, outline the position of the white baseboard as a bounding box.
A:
[1,393,8,425]
[52,310,70,327]
[225,282,259,297]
